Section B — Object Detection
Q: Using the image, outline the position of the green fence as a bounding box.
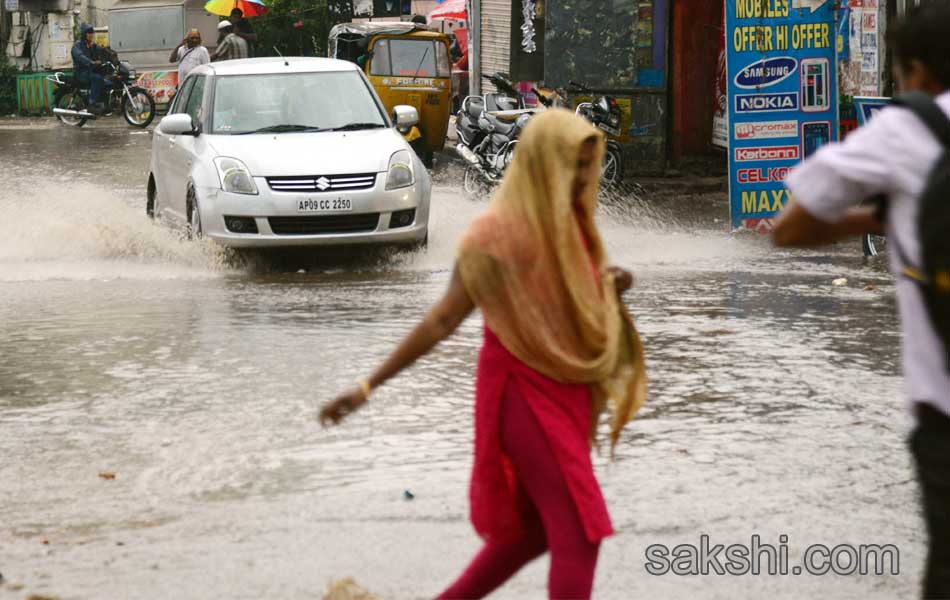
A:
[16,72,67,114]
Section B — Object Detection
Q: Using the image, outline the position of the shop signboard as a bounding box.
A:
[854,96,889,126]
[137,71,178,106]
[726,0,840,231]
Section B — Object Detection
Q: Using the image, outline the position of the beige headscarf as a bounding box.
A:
[458,109,648,454]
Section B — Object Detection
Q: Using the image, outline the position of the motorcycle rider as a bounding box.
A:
[71,24,108,114]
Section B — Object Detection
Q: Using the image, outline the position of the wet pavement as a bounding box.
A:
[0,116,922,599]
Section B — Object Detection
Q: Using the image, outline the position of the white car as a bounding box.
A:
[147,57,430,249]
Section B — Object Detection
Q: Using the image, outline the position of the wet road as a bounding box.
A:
[0,118,922,599]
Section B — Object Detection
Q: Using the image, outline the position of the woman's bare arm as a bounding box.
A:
[319,264,476,426]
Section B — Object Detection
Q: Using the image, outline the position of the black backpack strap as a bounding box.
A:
[885,92,950,284]
[891,92,950,148]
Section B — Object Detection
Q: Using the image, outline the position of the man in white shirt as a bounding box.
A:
[169,29,210,88]
[773,5,950,597]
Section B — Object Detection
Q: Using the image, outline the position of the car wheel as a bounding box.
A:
[146,176,156,219]
[411,232,429,251]
[186,186,202,240]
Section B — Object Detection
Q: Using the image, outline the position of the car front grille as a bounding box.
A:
[266,173,377,193]
[268,213,380,235]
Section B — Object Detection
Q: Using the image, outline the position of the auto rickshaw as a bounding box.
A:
[329,22,453,167]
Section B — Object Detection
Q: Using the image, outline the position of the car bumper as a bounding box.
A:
[196,176,429,249]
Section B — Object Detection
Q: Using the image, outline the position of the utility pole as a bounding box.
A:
[1,0,7,56]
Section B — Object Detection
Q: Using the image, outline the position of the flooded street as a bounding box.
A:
[0,119,922,599]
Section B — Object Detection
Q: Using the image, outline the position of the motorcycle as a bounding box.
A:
[536,81,625,188]
[456,73,537,196]
[50,55,156,128]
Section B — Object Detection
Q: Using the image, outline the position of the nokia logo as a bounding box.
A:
[735,92,799,113]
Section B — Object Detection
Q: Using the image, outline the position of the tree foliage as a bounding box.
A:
[0,52,19,115]
[251,0,332,58]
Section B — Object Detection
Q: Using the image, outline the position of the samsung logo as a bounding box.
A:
[735,57,798,89]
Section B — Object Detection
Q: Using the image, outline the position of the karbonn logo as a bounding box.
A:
[734,146,800,162]
[735,93,799,113]
[737,167,791,183]
[735,120,798,140]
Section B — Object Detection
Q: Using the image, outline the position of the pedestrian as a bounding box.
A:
[773,5,950,598]
[229,8,258,57]
[320,109,648,599]
[169,28,209,87]
[70,23,107,114]
[211,21,248,62]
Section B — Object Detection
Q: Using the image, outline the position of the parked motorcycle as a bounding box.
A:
[536,81,625,188]
[455,72,528,151]
[456,73,537,197]
[50,56,156,128]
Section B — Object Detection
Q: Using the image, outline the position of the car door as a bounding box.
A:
[156,76,195,220]
[165,75,207,222]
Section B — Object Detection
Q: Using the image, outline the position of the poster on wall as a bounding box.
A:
[137,71,178,106]
[726,0,840,231]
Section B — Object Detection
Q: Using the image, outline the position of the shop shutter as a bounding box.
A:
[480,0,510,92]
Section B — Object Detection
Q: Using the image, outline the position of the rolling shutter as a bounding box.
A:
[479,0,510,92]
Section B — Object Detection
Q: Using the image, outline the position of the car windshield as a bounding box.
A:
[369,38,450,78]
[210,71,387,135]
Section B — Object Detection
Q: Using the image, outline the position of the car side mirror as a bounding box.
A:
[159,113,197,136]
[392,105,419,134]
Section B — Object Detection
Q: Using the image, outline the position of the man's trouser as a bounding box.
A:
[78,72,106,105]
[911,402,950,599]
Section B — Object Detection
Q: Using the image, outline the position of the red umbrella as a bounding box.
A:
[429,0,466,21]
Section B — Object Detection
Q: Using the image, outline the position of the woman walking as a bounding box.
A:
[320,109,647,599]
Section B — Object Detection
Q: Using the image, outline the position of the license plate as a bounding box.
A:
[597,122,621,137]
[298,197,352,212]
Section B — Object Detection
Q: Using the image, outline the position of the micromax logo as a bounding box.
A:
[735,120,798,140]
[734,146,800,162]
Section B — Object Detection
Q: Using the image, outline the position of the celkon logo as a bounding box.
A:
[737,167,791,183]
[734,146,800,162]
[735,120,798,140]
[735,93,799,113]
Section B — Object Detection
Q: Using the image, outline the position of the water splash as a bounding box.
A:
[0,182,231,282]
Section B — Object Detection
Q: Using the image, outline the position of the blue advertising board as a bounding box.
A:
[854,96,890,126]
[727,0,840,231]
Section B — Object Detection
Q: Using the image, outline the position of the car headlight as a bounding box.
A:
[385,150,414,190]
[213,157,258,195]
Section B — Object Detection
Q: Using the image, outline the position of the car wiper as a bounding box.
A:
[329,122,387,131]
[235,124,327,135]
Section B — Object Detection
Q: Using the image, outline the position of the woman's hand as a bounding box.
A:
[318,265,475,429]
[606,266,634,294]
[319,388,368,426]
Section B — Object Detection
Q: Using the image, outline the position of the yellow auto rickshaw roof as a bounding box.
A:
[328,22,449,41]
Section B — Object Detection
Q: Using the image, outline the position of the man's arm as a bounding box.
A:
[210,37,230,61]
[169,41,183,64]
[774,106,901,248]
[772,200,883,247]
[71,43,94,67]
